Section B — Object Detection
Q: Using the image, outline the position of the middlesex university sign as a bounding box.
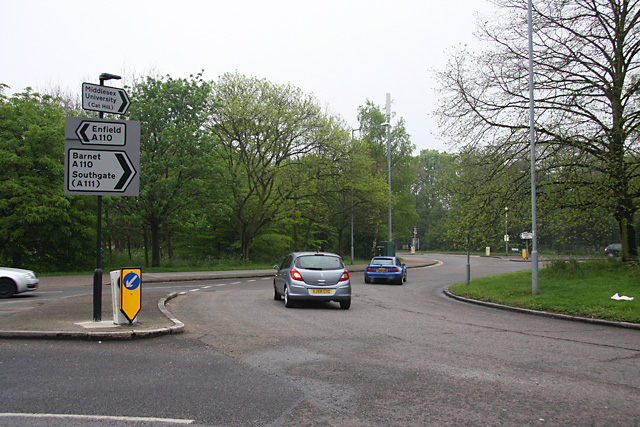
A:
[64,117,140,196]
[82,82,131,115]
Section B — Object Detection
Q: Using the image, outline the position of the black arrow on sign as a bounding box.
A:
[78,123,91,142]
[115,153,133,190]
[117,91,130,114]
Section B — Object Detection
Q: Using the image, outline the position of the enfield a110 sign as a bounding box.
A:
[64,117,140,196]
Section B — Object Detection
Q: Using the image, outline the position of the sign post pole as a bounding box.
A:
[94,73,123,322]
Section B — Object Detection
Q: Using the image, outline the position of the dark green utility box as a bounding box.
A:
[375,241,395,256]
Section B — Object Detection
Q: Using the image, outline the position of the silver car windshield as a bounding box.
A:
[295,255,343,270]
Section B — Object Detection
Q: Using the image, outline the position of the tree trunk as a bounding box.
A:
[371,217,381,256]
[167,230,173,262]
[143,228,149,268]
[303,218,314,252]
[151,222,161,267]
[617,200,638,263]
[241,236,251,263]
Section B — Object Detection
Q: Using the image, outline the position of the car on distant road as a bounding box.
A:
[604,243,622,257]
[364,256,407,285]
[0,267,39,298]
[273,252,351,309]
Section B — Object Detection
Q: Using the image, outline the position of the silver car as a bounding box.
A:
[273,252,351,309]
[0,267,39,298]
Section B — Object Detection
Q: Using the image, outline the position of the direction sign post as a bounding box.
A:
[64,118,140,197]
[75,119,126,145]
[520,232,533,260]
[66,73,139,322]
[66,149,135,193]
[82,82,130,115]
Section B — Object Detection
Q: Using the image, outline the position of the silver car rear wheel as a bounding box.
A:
[284,286,295,308]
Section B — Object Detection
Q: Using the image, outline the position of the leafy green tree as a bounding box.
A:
[124,72,214,267]
[356,100,417,246]
[442,144,619,254]
[412,149,453,250]
[0,86,94,270]
[437,0,640,261]
[207,72,333,262]
[441,146,524,250]
[347,139,390,257]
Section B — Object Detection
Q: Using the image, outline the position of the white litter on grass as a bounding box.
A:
[611,293,634,301]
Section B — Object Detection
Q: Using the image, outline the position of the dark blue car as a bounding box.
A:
[364,256,407,285]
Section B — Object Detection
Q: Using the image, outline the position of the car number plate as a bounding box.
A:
[376,268,388,272]
[311,289,333,295]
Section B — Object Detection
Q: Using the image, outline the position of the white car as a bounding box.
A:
[0,267,39,298]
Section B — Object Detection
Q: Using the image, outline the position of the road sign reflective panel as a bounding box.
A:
[64,117,140,196]
[75,120,126,146]
[82,83,130,114]
[120,268,141,322]
[66,149,135,193]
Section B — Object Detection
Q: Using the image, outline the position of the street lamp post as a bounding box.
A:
[383,93,392,243]
[349,128,359,265]
[505,207,509,257]
[528,0,539,295]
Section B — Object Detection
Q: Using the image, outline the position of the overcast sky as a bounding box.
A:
[2,0,492,154]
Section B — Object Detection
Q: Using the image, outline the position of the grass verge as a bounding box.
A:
[448,259,639,323]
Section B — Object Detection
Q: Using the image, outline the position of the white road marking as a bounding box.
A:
[0,413,193,424]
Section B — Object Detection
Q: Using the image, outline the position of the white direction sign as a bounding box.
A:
[520,232,534,240]
[75,120,126,146]
[66,149,135,194]
[64,117,140,196]
[82,82,130,114]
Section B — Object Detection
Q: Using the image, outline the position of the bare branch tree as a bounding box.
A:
[437,0,640,261]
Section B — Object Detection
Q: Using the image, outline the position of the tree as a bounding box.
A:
[0,86,94,270]
[207,72,331,262]
[412,150,453,250]
[437,0,640,261]
[356,100,417,246]
[124,72,214,267]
